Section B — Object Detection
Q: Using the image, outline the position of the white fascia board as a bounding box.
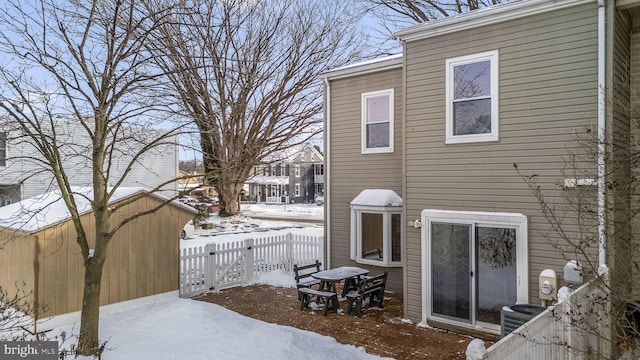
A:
[319,54,403,81]
[395,0,596,42]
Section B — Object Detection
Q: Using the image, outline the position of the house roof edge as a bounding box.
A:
[395,0,596,42]
[319,54,403,80]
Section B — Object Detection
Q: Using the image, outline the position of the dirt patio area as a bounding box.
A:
[195,284,489,359]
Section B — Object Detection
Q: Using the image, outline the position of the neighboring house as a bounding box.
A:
[0,187,196,331]
[177,170,217,199]
[246,143,324,204]
[321,0,637,339]
[0,119,179,205]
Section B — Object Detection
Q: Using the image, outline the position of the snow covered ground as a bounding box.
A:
[180,203,324,247]
[53,293,387,360]
[47,204,380,360]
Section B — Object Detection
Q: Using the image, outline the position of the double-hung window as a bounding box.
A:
[445,50,499,144]
[294,165,300,177]
[361,89,394,154]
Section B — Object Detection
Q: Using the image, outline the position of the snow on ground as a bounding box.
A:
[52,296,387,360]
[181,203,324,247]
[46,204,378,360]
[241,202,323,219]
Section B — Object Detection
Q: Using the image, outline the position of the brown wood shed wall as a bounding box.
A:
[0,194,194,318]
[0,231,37,313]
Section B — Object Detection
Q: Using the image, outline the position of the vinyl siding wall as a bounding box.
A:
[403,3,600,321]
[327,68,403,292]
[626,9,640,298]
[0,122,178,201]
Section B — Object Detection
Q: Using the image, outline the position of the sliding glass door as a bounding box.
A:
[476,226,517,325]
[429,221,518,326]
[431,222,472,323]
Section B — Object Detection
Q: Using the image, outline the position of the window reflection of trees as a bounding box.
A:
[477,227,516,269]
[452,61,491,135]
[453,61,490,99]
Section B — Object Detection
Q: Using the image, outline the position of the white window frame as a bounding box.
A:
[294,165,300,177]
[420,209,528,328]
[445,50,499,144]
[361,89,394,154]
[294,183,300,197]
[350,205,403,267]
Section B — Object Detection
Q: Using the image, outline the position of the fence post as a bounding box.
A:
[206,243,216,292]
[319,235,325,269]
[465,339,486,360]
[286,233,294,272]
[245,238,254,284]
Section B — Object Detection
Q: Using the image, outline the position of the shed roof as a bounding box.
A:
[0,187,195,233]
[350,189,403,207]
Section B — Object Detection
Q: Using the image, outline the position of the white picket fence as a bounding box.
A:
[468,279,609,360]
[179,233,324,298]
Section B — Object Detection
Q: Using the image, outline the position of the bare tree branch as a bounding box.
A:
[147,0,370,216]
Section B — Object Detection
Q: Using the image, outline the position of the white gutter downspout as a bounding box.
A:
[323,77,331,269]
[597,0,607,274]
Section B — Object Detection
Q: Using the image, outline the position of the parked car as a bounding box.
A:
[180,220,196,240]
[315,194,324,206]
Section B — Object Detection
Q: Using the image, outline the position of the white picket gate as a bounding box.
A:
[179,233,324,298]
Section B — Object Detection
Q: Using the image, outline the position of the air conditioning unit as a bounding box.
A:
[501,304,546,337]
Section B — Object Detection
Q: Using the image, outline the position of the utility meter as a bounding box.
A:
[538,269,557,306]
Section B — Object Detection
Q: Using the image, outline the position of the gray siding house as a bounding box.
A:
[246,143,324,204]
[0,119,178,204]
[321,0,639,338]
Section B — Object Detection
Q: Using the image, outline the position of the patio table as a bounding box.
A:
[312,266,369,297]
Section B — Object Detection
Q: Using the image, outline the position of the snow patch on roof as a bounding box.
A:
[350,189,402,207]
[329,53,403,73]
[0,187,184,233]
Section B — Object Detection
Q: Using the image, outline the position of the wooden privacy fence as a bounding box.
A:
[179,233,324,298]
[467,279,609,360]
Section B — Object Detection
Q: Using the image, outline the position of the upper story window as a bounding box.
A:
[0,132,6,167]
[314,164,323,176]
[361,89,394,154]
[445,50,499,144]
[294,165,300,177]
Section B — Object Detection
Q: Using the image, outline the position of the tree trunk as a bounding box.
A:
[77,156,110,356]
[76,249,107,355]
[218,182,243,216]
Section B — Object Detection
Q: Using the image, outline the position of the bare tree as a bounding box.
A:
[0,0,183,355]
[359,0,504,43]
[147,0,369,216]
[0,283,48,341]
[513,97,640,357]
